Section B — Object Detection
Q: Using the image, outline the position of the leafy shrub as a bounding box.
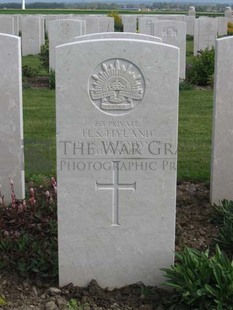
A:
[186,48,215,86]
[228,22,233,35]
[186,34,193,41]
[179,80,194,91]
[39,41,49,72]
[22,65,38,78]
[212,200,233,256]
[212,200,233,224]
[107,11,123,32]
[49,69,55,89]
[162,246,233,309]
[0,178,58,279]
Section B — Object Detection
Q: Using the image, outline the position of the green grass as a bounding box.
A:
[23,88,56,180]
[22,41,213,183]
[23,87,213,183]
[22,55,48,76]
[178,88,213,182]
[186,38,194,65]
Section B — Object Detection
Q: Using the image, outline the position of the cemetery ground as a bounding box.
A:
[1,43,232,309]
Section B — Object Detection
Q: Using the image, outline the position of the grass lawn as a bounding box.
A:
[22,41,213,183]
[23,87,213,183]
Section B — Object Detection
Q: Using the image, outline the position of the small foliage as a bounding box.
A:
[0,178,58,279]
[186,48,215,86]
[162,246,233,309]
[212,200,233,257]
[107,11,123,32]
[179,80,195,91]
[22,65,38,78]
[0,296,6,306]
[49,69,55,89]
[39,41,49,72]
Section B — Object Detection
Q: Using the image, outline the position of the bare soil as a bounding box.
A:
[0,182,219,310]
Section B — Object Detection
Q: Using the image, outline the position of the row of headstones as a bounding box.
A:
[0,31,232,287]
[48,18,186,79]
[0,15,115,55]
[0,10,232,58]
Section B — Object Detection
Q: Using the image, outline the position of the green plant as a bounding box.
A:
[107,11,123,32]
[179,80,195,91]
[207,73,214,89]
[186,48,215,86]
[212,200,233,224]
[39,41,49,72]
[22,65,38,77]
[0,296,6,306]
[68,299,90,310]
[49,69,55,89]
[0,181,58,279]
[162,246,233,309]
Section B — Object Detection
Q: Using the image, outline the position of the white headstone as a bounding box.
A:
[138,16,159,35]
[194,18,218,55]
[0,34,25,203]
[217,17,228,36]
[82,16,100,34]
[73,32,162,43]
[122,15,137,33]
[56,38,179,288]
[153,20,186,79]
[21,16,41,56]
[185,16,195,36]
[224,6,232,19]
[49,19,83,70]
[210,36,233,204]
[99,16,114,32]
[0,16,14,35]
[188,6,196,17]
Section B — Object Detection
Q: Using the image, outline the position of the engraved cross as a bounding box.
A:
[95,161,136,226]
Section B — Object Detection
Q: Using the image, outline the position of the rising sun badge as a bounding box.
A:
[89,59,145,115]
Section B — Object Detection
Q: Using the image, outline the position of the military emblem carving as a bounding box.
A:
[89,59,145,115]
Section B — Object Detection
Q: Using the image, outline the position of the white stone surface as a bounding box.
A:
[0,34,24,203]
[122,15,137,33]
[194,18,218,55]
[217,17,228,36]
[188,6,196,17]
[185,16,195,36]
[45,15,59,33]
[224,6,232,19]
[82,16,100,34]
[99,16,114,32]
[56,38,179,288]
[153,20,186,79]
[0,16,14,35]
[49,19,83,69]
[138,16,159,35]
[74,32,162,43]
[210,36,233,204]
[21,16,41,56]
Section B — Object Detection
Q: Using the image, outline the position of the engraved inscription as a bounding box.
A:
[59,22,71,38]
[162,27,178,39]
[89,59,145,116]
[95,161,136,226]
[146,20,154,35]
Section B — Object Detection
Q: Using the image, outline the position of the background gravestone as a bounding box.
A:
[153,20,186,79]
[56,38,179,287]
[21,15,41,56]
[0,16,14,35]
[122,15,137,33]
[210,36,233,204]
[194,18,218,55]
[49,19,83,70]
[73,32,162,43]
[0,34,25,203]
